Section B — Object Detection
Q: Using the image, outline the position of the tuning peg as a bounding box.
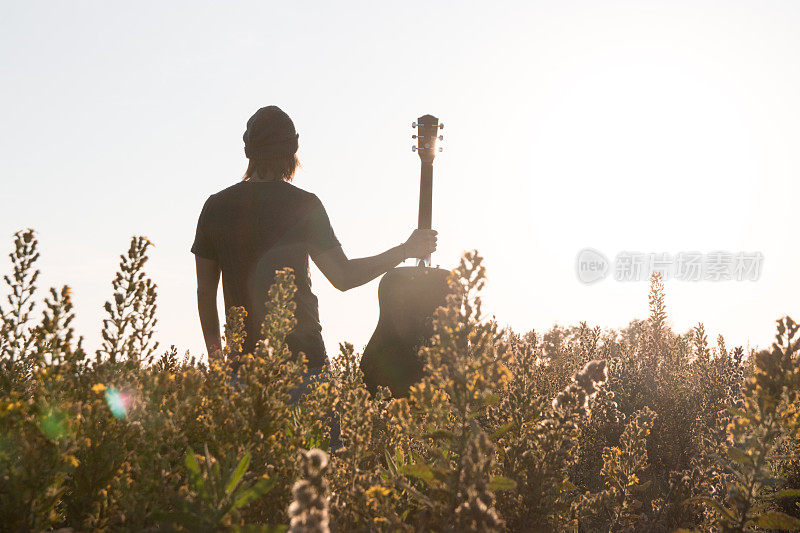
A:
[412,121,418,128]
[438,147,443,152]
[438,135,443,140]
[412,134,417,139]
[439,123,444,129]
[412,145,418,152]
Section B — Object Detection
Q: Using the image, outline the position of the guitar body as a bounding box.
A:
[361,266,450,396]
[361,114,447,397]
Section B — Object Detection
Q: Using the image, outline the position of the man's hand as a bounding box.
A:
[402,229,438,259]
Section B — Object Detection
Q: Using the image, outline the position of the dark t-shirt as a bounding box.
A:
[191,180,340,367]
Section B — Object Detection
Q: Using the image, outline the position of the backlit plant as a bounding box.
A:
[1,230,798,531]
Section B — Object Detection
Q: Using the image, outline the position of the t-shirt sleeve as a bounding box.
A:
[191,196,218,260]
[305,195,341,254]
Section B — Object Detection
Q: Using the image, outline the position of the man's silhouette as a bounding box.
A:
[192,106,436,378]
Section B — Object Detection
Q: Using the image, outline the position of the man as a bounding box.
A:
[192,105,437,380]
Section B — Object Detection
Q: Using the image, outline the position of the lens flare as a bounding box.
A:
[104,388,130,419]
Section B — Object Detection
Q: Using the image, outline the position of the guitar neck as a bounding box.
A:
[412,113,441,267]
[417,161,433,266]
[417,161,433,230]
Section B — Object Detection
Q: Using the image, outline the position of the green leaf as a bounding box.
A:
[726,446,753,466]
[204,444,219,497]
[411,450,425,464]
[185,447,200,476]
[184,448,207,499]
[211,456,221,487]
[490,422,514,440]
[401,463,434,483]
[420,429,456,441]
[727,407,750,419]
[430,465,451,483]
[756,511,800,531]
[766,488,800,499]
[394,447,406,466]
[487,476,517,492]
[384,450,399,477]
[233,477,277,510]
[761,476,786,488]
[479,393,500,407]
[226,453,251,496]
[395,477,435,507]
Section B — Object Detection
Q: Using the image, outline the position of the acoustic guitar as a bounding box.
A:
[361,114,451,396]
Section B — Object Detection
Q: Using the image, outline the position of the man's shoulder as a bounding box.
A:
[211,181,318,202]
[211,181,247,199]
[278,182,320,203]
[201,182,322,223]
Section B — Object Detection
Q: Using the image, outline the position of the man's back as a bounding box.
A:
[192,180,340,366]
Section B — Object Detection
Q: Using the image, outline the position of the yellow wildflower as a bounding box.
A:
[366,485,391,499]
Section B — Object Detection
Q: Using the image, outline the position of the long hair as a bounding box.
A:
[242,153,300,182]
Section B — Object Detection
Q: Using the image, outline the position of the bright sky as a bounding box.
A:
[2,1,798,359]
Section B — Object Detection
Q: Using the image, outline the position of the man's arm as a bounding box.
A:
[311,229,437,292]
[195,255,222,356]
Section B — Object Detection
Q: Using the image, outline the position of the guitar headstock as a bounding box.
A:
[412,114,443,162]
